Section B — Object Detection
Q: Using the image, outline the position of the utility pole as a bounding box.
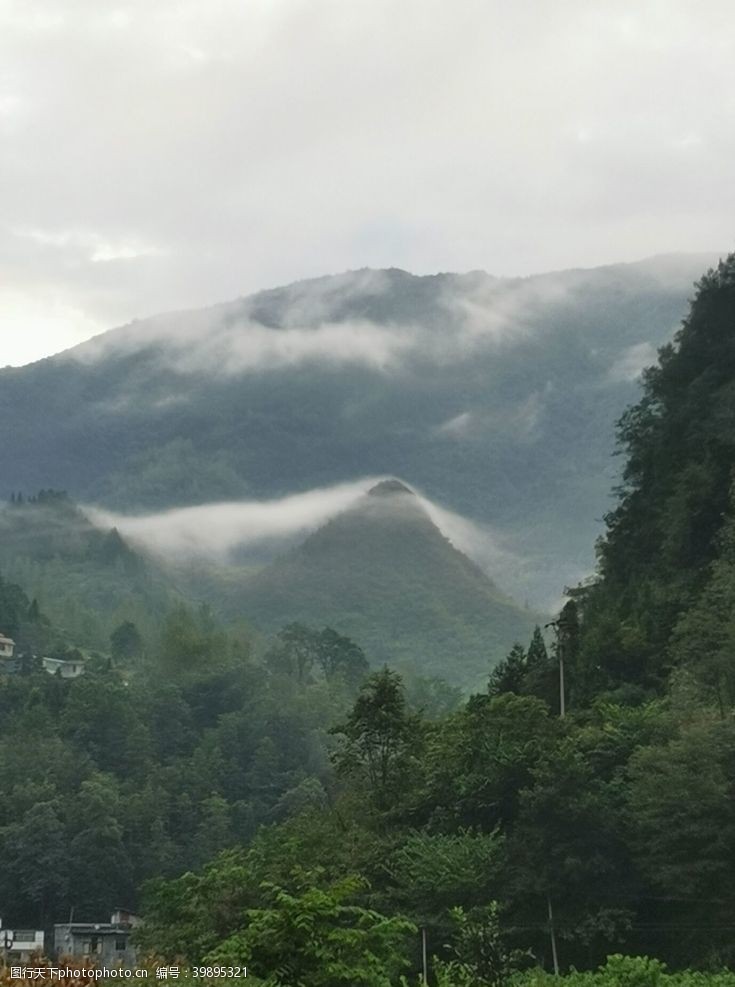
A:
[544,618,566,718]
[546,601,578,718]
[421,927,428,985]
[547,896,560,975]
[558,633,566,718]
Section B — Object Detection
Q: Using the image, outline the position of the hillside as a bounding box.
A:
[233,480,538,687]
[0,492,178,650]
[575,253,735,701]
[0,255,721,607]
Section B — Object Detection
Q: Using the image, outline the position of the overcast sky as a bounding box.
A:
[1,0,733,368]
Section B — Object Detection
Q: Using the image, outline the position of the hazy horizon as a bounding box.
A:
[3,0,734,366]
[2,249,725,369]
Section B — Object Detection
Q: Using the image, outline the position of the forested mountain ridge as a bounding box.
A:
[575,255,735,700]
[0,253,720,607]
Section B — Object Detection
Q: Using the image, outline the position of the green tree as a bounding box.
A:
[110,619,143,662]
[331,668,420,809]
[315,626,370,688]
[434,903,528,987]
[207,875,415,987]
[383,829,505,939]
[509,737,633,967]
[0,573,31,639]
[193,794,235,867]
[60,668,150,777]
[488,643,527,697]
[67,774,135,917]
[523,625,558,710]
[420,693,556,831]
[626,720,735,966]
[0,799,69,926]
[670,500,735,713]
[265,623,318,684]
[158,604,226,673]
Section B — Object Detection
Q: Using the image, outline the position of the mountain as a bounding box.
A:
[0,253,722,606]
[230,479,538,688]
[0,492,177,650]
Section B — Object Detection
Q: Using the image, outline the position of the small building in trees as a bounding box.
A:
[0,634,18,676]
[42,655,85,679]
[54,910,140,968]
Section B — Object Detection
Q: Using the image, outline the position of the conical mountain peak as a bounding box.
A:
[367,479,415,497]
[237,481,537,688]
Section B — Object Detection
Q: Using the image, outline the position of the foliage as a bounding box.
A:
[9,256,735,981]
[509,955,735,986]
[206,874,415,987]
[330,668,422,809]
[265,623,369,690]
[0,495,176,651]
[0,611,352,926]
[576,255,735,693]
[434,903,530,987]
[111,619,144,662]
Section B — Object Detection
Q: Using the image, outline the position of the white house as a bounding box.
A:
[42,656,85,679]
[0,635,18,676]
[0,924,45,962]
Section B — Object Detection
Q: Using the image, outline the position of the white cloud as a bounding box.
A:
[70,307,417,374]
[17,227,165,263]
[435,411,473,437]
[83,476,531,599]
[1,0,734,366]
[85,479,386,560]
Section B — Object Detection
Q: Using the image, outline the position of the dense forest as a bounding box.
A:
[3,255,735,984]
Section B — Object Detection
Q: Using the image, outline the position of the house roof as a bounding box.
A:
[0,635,15,646]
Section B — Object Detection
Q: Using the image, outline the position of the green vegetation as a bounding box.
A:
[0,492,177,650]
[4,255,735,983]
[0,601,358,927]
[510,957,735,987]
[0,481,536,687]
[138,255,735,979]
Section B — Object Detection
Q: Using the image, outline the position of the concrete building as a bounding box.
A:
[42,656,85,679]
[54,911,140,969]
[0,635,19,676]
[0,925,45,963]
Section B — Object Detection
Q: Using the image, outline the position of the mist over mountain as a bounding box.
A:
[217,480,537,688]
[0,253,720,606]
